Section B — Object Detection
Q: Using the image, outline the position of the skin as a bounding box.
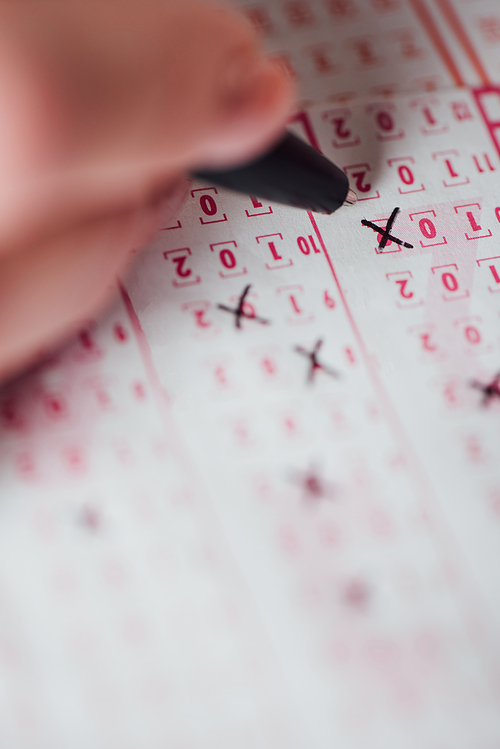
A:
[0,0,295,381]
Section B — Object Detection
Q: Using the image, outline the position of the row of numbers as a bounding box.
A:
[387,256,500,307]
[343,151,495,202]
[369,202,500,253]
[245,0,404,37]
[162,188,275,232]
[322,96,475,148]
[181,286,337,335]
[408,316,494,358]
[163,232,325,286]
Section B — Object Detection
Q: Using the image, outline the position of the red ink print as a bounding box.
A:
[133,382,147,400]
[113,323,129,343]
[342,578,370,609]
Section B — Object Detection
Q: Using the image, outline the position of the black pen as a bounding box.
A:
[194,130,357,215]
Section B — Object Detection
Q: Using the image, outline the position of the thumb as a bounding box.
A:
[0,0,295,252]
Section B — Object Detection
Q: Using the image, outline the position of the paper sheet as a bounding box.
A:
[1,2,500,748]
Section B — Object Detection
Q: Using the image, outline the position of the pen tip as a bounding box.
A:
[343,189,357,206]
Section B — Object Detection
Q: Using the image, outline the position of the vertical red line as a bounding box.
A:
[434,0,491,86]
[407,0,465,87]
[307,210,437,494]
[119,281,165,398]
[307,213,369,362]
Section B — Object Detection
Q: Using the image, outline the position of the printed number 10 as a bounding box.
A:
[297,235,321,255]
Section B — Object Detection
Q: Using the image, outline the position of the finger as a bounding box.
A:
[0,0,295,254]
[0,179,189,382]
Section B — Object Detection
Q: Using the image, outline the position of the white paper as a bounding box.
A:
[1,2,500,747]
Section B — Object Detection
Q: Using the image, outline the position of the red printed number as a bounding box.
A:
[297,235,321,254]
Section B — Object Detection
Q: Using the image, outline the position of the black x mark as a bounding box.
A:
[471,372,500,406]
[361,207,414,251]
[295,339,339,383]
[217,284,270,329]
[294,466,335,502]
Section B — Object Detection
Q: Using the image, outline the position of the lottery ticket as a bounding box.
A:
[1,1,500,748]
[123,85,500,748]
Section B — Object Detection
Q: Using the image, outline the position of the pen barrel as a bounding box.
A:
[194,131,349,215]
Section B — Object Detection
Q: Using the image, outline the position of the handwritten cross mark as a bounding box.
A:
[471,373,500,406]
[295,466,336,502]
[361,207,414,250]
[295,339,339,383]
[217,284,270,329]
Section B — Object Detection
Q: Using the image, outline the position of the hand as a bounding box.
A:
[0,0,294,381]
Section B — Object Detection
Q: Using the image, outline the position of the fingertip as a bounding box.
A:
[195,54,297,169]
